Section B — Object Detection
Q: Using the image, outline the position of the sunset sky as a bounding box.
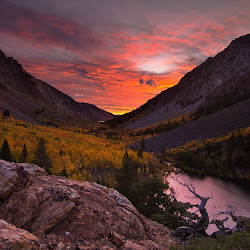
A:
[0,0,249,114]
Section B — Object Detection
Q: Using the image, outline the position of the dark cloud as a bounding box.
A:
[139,79,144,85]
[146,79,156,86]
[72,67,88,76]
[139,78,156,86]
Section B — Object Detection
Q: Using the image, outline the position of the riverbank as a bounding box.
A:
[166,170,250,235]
[164,127,250,182]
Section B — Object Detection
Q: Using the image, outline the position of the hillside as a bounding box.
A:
[0,50,114,126]
[0,115,162,186]
[129,99,250,153]
[165,127,250,181]
[0,160,175,249]
[108,34,250,130]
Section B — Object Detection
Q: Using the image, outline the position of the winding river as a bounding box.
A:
[167,171,250,234]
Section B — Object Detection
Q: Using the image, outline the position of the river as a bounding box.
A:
[167,171,250,235]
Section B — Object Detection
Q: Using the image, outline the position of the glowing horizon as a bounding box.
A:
[0,0,249,114]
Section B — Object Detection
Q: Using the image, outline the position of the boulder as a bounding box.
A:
[109,231,126,248]
[0,219,45,249]
[0,160,47,201]
[0,160,176,249]
[0,160,18,200]
[171,226,196,241]
[211,230,227,238]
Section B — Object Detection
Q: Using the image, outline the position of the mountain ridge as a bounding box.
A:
[108,34,250,130]
[0,50,114,126]
[129,99,250,153]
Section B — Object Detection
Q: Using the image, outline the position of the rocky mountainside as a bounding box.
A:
[0,50,114,125]
[129,99,250,153]
[0,160,175,249]
[109,34,250,130]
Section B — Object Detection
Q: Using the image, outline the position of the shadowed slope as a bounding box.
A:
[129,99,250,153]
[0,50,114,126]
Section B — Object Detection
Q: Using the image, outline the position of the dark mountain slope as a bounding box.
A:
[0,50,114,125]
[129,99,250,153]
[108,34,250,130]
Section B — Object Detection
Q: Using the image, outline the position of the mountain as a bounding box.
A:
[129,99,250,153]
[109,34,250,130]
[0,160,175,249]
[0,50,114,126]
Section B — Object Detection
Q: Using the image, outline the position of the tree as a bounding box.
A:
[130,177,188,230]
[211,205,245,235]
[122,150,129,166]
[116,150,138,198]
[61,166,68,177]
[2,110,10,118]
[140,137,145,151]
[33,138,52,174]
[0,139,13,161]
[172,178,213,238]
[160,146,166,163]
[59,149,63,157]
[137,138,145,158]
[130,177,166,216]
[20,144,28,163]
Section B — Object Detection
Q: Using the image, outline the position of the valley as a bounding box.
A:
[0,33,250,249]
[0,115,162,187]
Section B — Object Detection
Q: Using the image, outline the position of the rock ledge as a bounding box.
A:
[0,160,175,249]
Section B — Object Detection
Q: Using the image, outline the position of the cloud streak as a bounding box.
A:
[0,0,249,114]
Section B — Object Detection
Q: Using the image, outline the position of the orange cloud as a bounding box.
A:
[0,1,249,114]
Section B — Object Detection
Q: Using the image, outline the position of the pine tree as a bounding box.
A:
[2,110,10,118]
[21,144,28,162]
[33,138,52,174]
[116,150,138,198]
[61,166,68,177]
[140,137,145,151]
[59,149,63,157]
[137,138,145,158]
[160,146,166,163]
[0,139,13,161]
[122,150,129,167]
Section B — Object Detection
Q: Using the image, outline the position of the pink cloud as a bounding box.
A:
[0,1,249,114]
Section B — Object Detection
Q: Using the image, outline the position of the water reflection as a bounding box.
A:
[167,171,250,234]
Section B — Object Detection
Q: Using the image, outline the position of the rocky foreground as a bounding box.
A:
[0,160,175,249]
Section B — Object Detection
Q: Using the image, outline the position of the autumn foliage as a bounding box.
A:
[0,116,162,187]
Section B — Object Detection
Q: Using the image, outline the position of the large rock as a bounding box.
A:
[0,160,47,200]
[0,160,18,200]
[0,219,45,249]
[0,160,175,249]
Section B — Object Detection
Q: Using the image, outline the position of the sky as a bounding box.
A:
[0,0,249,114]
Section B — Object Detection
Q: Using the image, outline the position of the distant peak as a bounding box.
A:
[0,50,6,60]
[0,50,22,68]
[235,33,250,40]
[229,33,250,47]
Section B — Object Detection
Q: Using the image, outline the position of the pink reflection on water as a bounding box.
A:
[167,172,250,235]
